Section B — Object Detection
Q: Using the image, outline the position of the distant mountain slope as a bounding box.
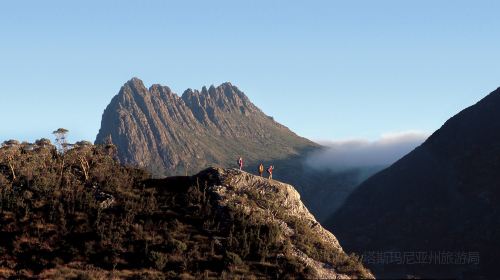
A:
[328,87,500,279]
[95,78,317,176]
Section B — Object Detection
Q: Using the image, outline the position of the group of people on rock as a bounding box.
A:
[237,157,274,179]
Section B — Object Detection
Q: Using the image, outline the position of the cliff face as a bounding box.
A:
[95,78,317,176]
[328,87,500,279]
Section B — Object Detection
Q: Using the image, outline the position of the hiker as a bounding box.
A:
[258,163,264,177]
[267,165,274,180]
[238,157,243,170]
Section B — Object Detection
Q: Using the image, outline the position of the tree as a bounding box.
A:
[75,141,92,147]
[72,141,94,181]
[35,138,52,148]
[20,141,35,153]
[103,134,117,158]
[3,139,19,146]
[53,128,70,186]
[52,128,69,154]
[0,140,21,180]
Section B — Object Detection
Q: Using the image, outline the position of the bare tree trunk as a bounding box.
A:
[8,161,16,181]
[59,157,65,186]
[79,156,89,181]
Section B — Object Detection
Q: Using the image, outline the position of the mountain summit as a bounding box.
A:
[96,78,317,176]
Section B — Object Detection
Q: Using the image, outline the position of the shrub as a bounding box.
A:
[224,251,243,267]
[167,238,187,254]
[149,251,168,271]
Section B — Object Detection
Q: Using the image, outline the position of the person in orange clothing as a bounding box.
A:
[258,163,264,177]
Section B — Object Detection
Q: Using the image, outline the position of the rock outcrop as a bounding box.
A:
[194,167,373,279]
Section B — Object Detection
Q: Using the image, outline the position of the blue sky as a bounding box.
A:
[1,0,499,144]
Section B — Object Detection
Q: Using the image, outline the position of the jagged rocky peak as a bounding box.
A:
[128,76,145,86]
[120,77,242,99]
[123,77,148,96]
[113,78,254,114]
[182,82,254,112]
[149,83,173,96]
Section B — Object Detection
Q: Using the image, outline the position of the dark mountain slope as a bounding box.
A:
[328,87,500,279]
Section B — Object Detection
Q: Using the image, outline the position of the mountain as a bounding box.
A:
[0,140,372,278]
[95,77,317,176]
[328,87,500,279]
[95,78,361,222]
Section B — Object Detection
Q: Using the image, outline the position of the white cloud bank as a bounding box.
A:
[306,130,430,172]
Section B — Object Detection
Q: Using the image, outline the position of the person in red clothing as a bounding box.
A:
[267,165,274,180]
[238,157,243,170]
